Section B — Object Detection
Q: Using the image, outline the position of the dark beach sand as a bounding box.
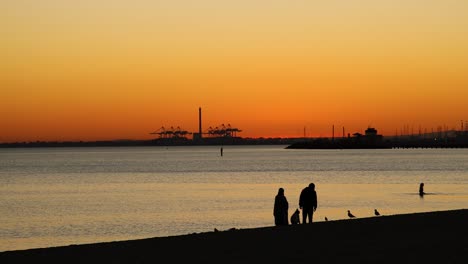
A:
[1,209,467,264]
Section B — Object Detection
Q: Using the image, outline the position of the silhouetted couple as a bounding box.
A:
[299,183,318,224]
[274,183,318,226]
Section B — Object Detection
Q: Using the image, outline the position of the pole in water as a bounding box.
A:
[220,147,223,157]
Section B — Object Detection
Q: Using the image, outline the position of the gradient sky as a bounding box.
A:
[2,0,468,142]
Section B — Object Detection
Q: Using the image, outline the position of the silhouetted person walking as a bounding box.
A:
[273,188,289,226]
[299,183,318,224]
[419,182,425,196]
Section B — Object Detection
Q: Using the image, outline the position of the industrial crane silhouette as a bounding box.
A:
[150,126,192,139]
[206,124,242,138]
[149,108,242,140]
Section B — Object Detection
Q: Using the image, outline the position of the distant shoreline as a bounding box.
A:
[2,132,467,149]
[2,139,468,149]
[0,138,299,148]
[1,209,467,264]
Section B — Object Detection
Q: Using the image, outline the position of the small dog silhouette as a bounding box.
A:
[290,209,300,225]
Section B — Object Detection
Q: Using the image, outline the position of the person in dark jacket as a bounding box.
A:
[299,183,318,224]
[419,182,425,196]
[273,188,289,226]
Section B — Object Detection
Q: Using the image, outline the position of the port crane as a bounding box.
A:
[206,124,242,138]
[150,126,192,139]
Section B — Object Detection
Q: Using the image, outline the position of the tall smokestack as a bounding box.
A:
[332,125,334,141]
[199,107,202,138]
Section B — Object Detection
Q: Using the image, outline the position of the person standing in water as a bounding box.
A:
[419,182,425,196]
[273,188,289,226]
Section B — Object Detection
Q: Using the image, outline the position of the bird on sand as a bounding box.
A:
[374,209,381,216]
[347,210,356,218]
[325,217,328,221]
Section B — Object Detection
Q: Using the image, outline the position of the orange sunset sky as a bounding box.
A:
[2,1,468,142]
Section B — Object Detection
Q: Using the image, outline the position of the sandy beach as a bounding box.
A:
[1,209,467,264]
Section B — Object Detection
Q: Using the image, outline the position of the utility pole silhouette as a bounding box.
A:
[332,125,335,142]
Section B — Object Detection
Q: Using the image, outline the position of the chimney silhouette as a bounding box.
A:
[199,107,202,138]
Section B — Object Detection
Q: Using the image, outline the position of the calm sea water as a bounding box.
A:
[1,146,467,251]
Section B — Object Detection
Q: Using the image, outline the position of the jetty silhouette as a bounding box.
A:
[286,127,468,149]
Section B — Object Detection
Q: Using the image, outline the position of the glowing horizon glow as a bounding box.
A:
[2,1,468,142]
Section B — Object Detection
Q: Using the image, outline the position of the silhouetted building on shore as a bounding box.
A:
[288,127,389,149]
[286,127,468,149]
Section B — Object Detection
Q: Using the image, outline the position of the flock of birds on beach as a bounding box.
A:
[324,208,381,221]
[214,209,383,232]
[324,183,427,221]
[345,208,381,218]
[215,209,383,232]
